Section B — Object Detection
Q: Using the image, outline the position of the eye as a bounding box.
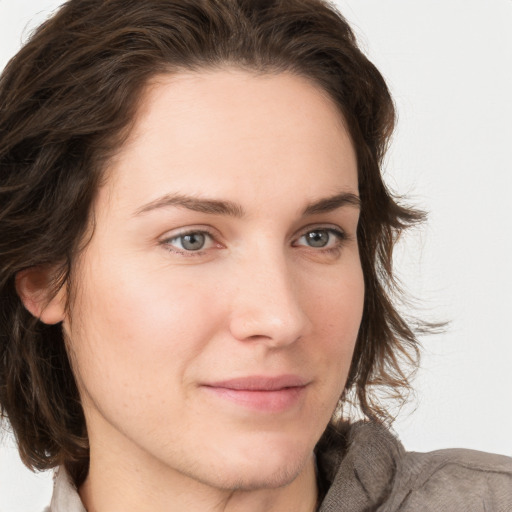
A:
[295,228,346,250]
[162,230,215,254]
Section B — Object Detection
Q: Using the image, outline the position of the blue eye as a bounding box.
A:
[303,230,330,248]
[297,228,345,249]
[166,231,211,252]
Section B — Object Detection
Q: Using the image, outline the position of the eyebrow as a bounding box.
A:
[134,194,245,217]
[302,192,361,215]
[134,191,360,217]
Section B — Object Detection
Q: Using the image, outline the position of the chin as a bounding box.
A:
[205,457,308,492]
[192,432,314,491]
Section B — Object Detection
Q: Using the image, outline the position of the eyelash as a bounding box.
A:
[160,226,348,257]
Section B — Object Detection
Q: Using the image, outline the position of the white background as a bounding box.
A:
[0,0,511,510]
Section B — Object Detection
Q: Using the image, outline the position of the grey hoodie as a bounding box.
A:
[316,421,512,511]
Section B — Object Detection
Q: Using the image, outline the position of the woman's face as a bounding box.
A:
[64,69,364,491]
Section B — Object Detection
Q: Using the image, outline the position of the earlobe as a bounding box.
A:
[15,266,67,325]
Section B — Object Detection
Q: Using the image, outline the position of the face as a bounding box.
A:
[64,69,364,492]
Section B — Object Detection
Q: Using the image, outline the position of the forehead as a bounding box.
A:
[102,68,358,212]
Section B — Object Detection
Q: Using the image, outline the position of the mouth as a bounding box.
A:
[201,375,310,412]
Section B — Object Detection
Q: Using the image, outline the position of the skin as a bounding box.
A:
[20,68,364,512]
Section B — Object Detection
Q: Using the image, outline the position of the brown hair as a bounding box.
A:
[0,0,424,484]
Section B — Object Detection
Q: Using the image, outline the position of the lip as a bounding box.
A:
[201,375,310,412]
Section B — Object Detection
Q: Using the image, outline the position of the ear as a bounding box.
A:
[15,266,67,325]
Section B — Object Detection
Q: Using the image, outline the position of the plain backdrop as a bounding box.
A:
[0,0,511,510]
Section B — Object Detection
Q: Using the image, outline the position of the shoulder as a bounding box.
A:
[316,421,512,512]
[387,447,512,511]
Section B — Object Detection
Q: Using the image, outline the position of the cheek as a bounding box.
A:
[307,258,364,337]
[303,259,364,382]
[65,255,224,405]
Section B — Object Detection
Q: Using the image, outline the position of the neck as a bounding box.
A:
[79,452,319,512]
[78,422,319,512]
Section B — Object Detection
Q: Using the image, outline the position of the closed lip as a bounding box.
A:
[202,375,309,391]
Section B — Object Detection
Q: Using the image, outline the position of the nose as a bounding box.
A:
[228,251,310,348]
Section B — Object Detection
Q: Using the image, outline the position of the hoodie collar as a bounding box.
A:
[316,420,404,512]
